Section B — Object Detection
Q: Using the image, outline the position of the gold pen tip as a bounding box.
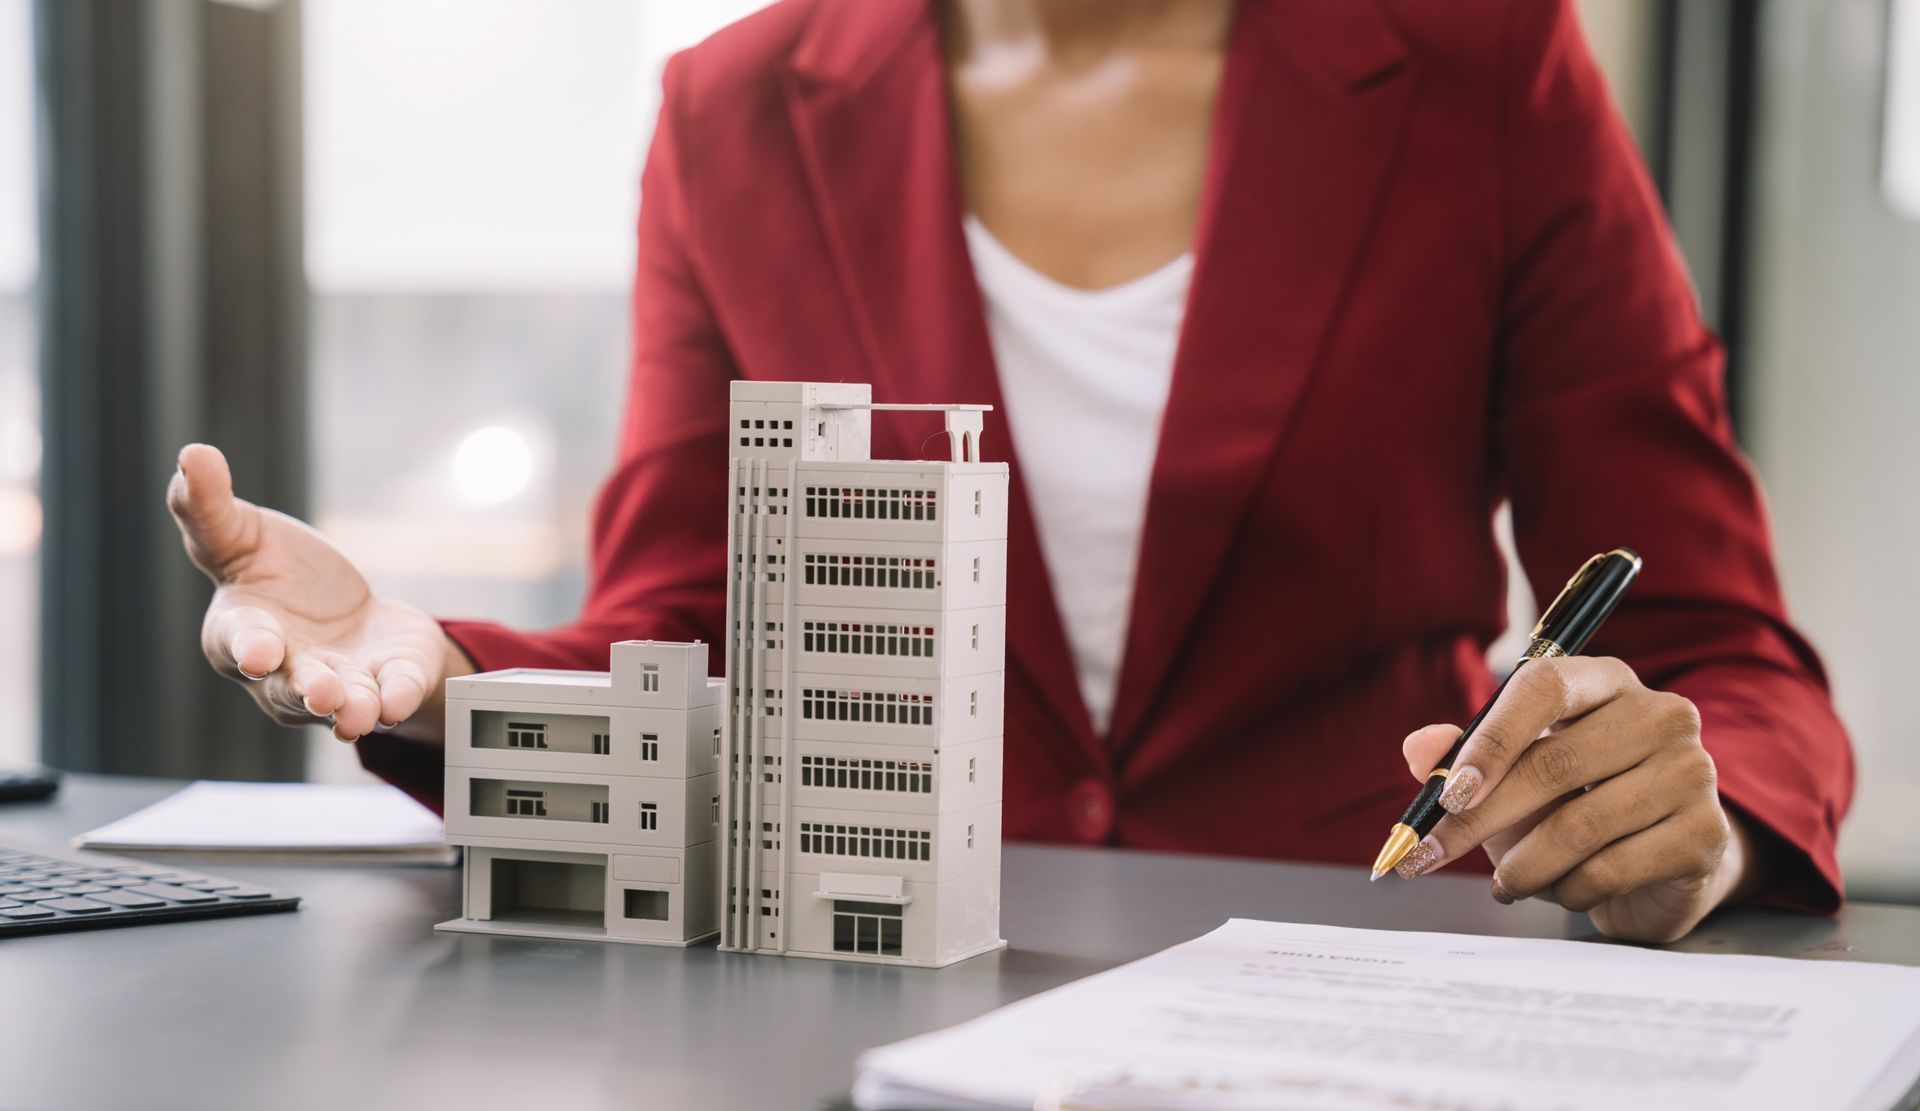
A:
[1368,869,1387,883]
[1369,823,1420,880]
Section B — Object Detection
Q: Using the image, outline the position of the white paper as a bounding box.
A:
[854,919,1920,1111]
[76,780,448,856]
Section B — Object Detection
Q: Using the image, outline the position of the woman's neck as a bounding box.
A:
[944,0,1233,69]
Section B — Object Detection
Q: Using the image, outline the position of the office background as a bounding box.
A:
[0,0,1913,901]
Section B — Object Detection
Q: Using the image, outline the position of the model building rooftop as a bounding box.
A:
[446,640,721,709]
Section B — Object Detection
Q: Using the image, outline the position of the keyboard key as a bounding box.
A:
[66,884,109,894]
[0,898,19,908]
[43,879,82,889]
[0,885,33,895]
[42,898,111,914]
[223,888,273,900]
[90,890,166,909]
[126,885,220,905]
[13,891,63,902]
[99,878,143,888]
[188,882,238,892]
[0,905,55,919]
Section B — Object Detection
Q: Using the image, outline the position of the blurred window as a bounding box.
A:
[302,1,764,774]
[0,0,40,768]
[1889,0,1920,219]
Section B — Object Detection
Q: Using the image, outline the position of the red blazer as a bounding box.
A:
[359,0,1852,907]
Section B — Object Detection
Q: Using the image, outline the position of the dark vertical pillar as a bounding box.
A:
[35,0,306,780]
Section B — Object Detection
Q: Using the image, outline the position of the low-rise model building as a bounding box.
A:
[438,640,722,946]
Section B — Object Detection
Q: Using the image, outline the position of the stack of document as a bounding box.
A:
[854,919,1920,1111]
[76,780,455,865]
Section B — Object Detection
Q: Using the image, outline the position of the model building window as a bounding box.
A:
[711,796,720,826]
[798,756,933,790]
[591,733,610,755]
[972,557,980,583]
[639,803,659,831]
[971,623,979,649]
[641,665,661,693]
[832,900,903,956]
[800,688,933,726]
[506,722,548,749]
[505,789,547,817]
[801,553,937,590]
[590,801,609,824]
[801,620,934,658]
[800,756,932,793]
[968,757,976,784]
[967,823,974,849]
[802,484,937,521]
[640,735,660,761]
[623,889,668,921]
[798,822,930,861]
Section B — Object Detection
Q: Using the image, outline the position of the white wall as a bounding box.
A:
[1745,0,1920,902]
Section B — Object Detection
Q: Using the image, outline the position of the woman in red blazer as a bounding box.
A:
[167,0,1851,943]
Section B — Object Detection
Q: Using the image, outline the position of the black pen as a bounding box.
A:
[1368,548,1644,881]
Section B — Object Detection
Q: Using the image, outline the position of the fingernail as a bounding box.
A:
[237,665,267,682]
[1491,876,1516,905]
[1395,836,1444,879]
[377,720,398,731]
[1439,765,1482,814]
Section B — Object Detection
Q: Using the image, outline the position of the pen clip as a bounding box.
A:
[1529,552,1607,640]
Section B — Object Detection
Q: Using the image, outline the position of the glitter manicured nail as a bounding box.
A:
[1395,837,1444,880]
[1439,765,1482,814]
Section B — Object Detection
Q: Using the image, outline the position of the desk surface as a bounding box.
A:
[5,775,1919,1111]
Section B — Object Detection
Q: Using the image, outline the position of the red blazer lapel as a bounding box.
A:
[1105,2,1420,757]
[781,0,1104,772]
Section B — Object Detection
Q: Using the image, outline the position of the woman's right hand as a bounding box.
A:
[165,444,470,743]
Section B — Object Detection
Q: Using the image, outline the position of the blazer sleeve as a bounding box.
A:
[356,54,733,812]
[1490,0,1853,909]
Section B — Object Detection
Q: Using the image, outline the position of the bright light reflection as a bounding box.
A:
[452,426,533,505]
[0,487,40,555]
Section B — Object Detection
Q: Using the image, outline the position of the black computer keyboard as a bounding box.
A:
[0,844,299,937]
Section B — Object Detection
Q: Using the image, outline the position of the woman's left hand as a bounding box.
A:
[1397,656,1761,943]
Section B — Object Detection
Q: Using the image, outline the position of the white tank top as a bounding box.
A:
[963,214,1193,735]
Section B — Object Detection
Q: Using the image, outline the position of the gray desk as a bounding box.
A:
[4,776,1918,1111]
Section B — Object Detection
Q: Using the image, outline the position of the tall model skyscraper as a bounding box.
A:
[720,381,1008,967]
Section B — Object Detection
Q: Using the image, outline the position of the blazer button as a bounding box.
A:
[1068,778,1115,842]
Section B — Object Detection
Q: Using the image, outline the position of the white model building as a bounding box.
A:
[720,381,1009,967]
[437,640,722,946]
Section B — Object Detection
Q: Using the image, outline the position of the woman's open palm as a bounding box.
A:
[166,444,460,742]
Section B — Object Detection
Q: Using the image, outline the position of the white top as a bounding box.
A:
[964,215,1193,734]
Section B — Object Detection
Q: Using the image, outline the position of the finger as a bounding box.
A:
[1401,724,1462,780]
[203,604,288,681]
[1422,696,1659,865]
[1395,791,1566,880]
[1489,756,1690,902]
[1440,657,1641,814]
[167,443,257,581]
[1550,806,1729,916]
[289,653,346,719]
[375,657,429,730]
[331,668,384,741]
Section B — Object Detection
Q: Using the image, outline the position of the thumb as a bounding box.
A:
[1402,723,1464,781]
[167,443,256,579]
